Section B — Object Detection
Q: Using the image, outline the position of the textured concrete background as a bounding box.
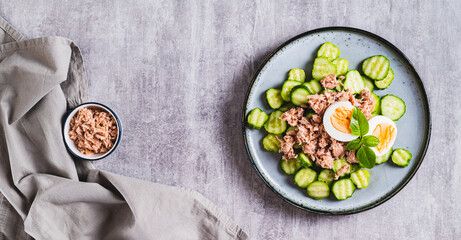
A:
[1,0,460,239]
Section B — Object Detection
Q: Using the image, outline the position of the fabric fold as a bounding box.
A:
[0,16,246,240]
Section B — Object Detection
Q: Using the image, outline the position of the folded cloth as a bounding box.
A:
[0,16,247,240]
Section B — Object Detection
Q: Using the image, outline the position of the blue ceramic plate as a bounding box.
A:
[242,27,431,214]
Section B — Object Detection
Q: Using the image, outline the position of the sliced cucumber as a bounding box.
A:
[287,68,306,83]
[317,42,340,61]
[262,134,281,152]
[350,169,370,189]
[266,88,284,109]
[375,69,394,89]
[312,57,337,80]
[376,147,393,164]
[362,75,375,92]
[296,153,313,168]
[381,95,406,121]
[343,70,365,94]
[332,158,351,178]
[281,158,302,175]
[362,55,390,80]
[279,103,295,112]
[305,112,317,119]
[247,108,268,129]
[350,164,362,173]
[391,148,412,167]
[294,168,318,188]
[303,79,323,94]
[318,169,335,186]
[264,110,287,134]
[281,80,302,102]
[307,181,330,200]
[371,92,381,115]
[332,179,356,200]
[290,85,312,106]
[333,58,349,76]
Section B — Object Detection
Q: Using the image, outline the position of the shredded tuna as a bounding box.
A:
[334,164,351,180]
[354,89,375,119]
[279,107,304,126]
[68,107,117,155]
[276,88,375,169]
[320,74,342,89]
[330,139,346,158]
[346,150,359,164]
[278,135,297,161]
[338,75,345,80]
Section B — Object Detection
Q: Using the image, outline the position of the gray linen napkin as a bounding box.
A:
[0,16,247,240]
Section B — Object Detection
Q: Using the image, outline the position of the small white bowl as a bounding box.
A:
[62,102,122,161]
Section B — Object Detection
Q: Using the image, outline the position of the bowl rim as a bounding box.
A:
[62,102,123,161]
[241,26,432,215]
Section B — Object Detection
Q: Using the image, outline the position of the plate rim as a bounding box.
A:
[241,26,432,215]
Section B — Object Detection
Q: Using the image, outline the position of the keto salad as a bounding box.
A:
[246,42,412,200]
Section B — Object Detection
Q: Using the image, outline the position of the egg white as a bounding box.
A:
[323,101,358,142]
[366,116,398,156]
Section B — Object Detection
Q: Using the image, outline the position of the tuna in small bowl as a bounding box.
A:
[63,102,122,161]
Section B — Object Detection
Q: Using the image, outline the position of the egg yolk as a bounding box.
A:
[331,107,353,134]
[372,123,396,153]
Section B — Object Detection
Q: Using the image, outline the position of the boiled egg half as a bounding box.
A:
[367,116,398,156]
[323,101,358,142]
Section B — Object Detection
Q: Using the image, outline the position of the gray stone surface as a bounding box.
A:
[1,0,460,239]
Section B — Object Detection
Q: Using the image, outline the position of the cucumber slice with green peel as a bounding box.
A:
[266,88,284,109]
[262,134,281,152]
[317,42,340,61]
[381,95,406,120]
[333,58,349,76]
[371,92,381,115]
[296,153,313,168]
[376,147,393,164]
[332,158,351,177]
[362,55,390,80]
[247,108,268,129]
[281,80,302,101]
[362,75,375,92]
[307,181,330,200]
[350,164,362,173]
[375,69,394,89]
[294,168,318,188]
[344,70,365,94]
[312,57,337,80]
[290,85,312,106]
[287,68,306,83]
[332,179,356,200]
[264,110,287,134]
[391,148,412,167]
[350,169,370,189]
[303,80,323,94]
[286,126,297,133]
[318,169,335,186]
[305,112,317,119]
[280,158,302,175]
[279,103,296,112]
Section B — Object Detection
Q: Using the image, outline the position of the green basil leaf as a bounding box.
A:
[346,138,362,151]
[350,107,369,136]
[362,135,380,147]
[349,108,361,136]
[357,145,376,169]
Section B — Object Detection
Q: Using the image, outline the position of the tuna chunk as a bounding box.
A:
[278,135,297,161]
[280,107,304,126]
[330,139,346,158]
[334,164,351,180]
[354,89,375,119]
[320,74,342,89]
[346,150,359,164]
